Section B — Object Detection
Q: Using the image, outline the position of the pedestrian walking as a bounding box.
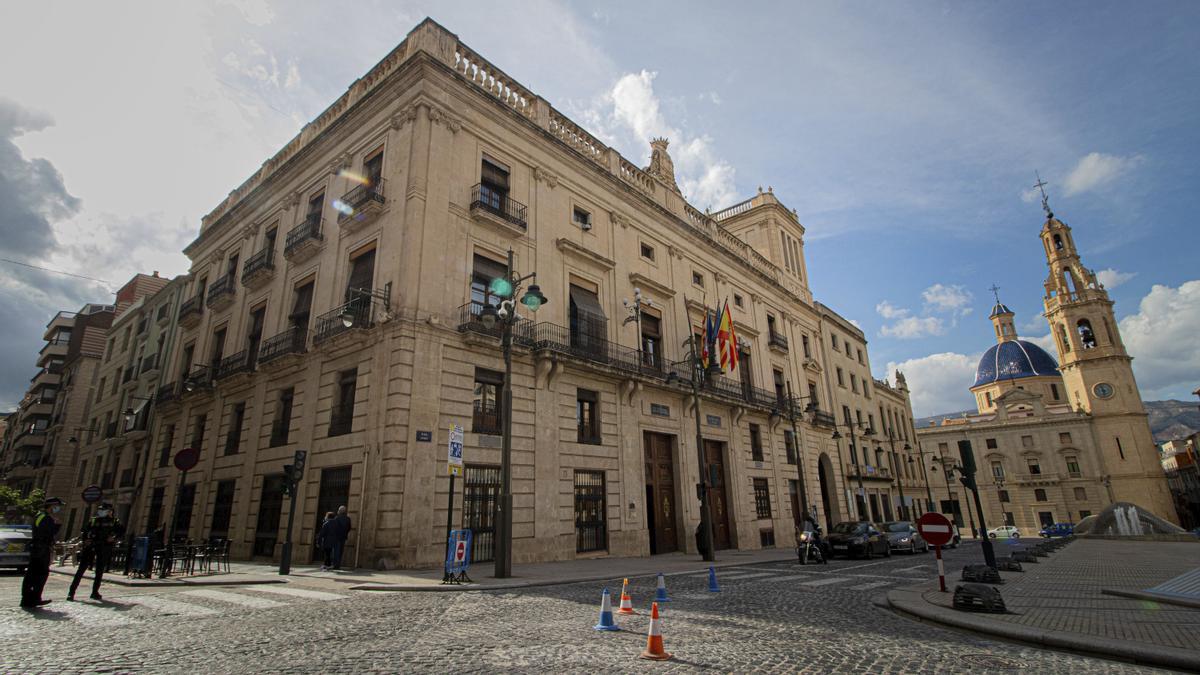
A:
[21,497,63,609]
[68,502,122,601]
[331,506,352,570]
[317,512,336,571]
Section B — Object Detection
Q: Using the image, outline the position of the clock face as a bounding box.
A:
[1093,382,1115,399]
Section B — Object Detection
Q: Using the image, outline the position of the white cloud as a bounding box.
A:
[1063,152,1143,196]
[1025,332,1058,356]
[1097,268,1136,289]
[881,316,946,339]
[589,70,737,209]
[875,300,910,319]
[886,352,979,417]
[1119,280,1200,399]
[922,283,973,315]
[848,318,863,330]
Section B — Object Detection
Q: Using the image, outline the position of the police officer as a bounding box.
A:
[68,501,122,601]
[21,497,62,609]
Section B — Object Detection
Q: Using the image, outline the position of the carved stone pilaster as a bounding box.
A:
[390,105,419,130]
[610,211,630,229]
[427,105,462,133]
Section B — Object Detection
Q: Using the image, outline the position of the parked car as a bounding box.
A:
[1039,522,1074,538]
[881,521,928,553]
[0,525,32,573]
[826,521,891,559]
[987,525,1021,539]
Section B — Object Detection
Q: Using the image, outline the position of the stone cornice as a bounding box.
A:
[627,272,674,299]
[555,238,614,270]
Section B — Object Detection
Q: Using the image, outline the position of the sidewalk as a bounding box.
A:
[49,547,795,591]
[888,538,1200,671]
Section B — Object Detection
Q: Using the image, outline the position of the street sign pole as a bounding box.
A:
[444,424,464,583]
[442,472,455,582]
[917,511,954,593]
[935,544,946,592]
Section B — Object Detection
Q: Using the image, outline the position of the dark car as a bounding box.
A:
[1039,522,1074,538]
[826,521,890,559]
[881,521,928,554]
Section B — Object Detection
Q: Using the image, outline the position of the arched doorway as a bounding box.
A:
[817,453,840,530]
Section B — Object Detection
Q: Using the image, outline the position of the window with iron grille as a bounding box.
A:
[473,368,503,435]
[576,389,600,444]
[750,424,763,462]
[329,368,358,436]
[225,402,245,455]
[753,478,772,519]
[159,424,175,467]
[462,464,500,563]
[574,470,606,553]
[784,430,796,465]
[271,388,294,447]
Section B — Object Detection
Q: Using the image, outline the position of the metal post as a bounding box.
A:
[849,427,866,519]
[162,468,186,578]
[494,249,515,579]
[279,477,298,575]
[442,472,456,582]
[918,443,935,506]
[786,382,810,526]
[888,429,907,521]
[689,335,716,563]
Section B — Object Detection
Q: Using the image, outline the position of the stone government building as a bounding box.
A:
[916,201,1177,535]
[3,19,929,569]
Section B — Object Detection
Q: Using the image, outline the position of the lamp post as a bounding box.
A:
[666,335,720,562]
[478,248,547,579]
[883,426,908,521]
[915,443,935,506]
[622,288,652,371]
[784,383,814,528]
[832,421,874,520]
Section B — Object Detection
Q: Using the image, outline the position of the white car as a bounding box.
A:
[0,525,32,572]
[987,525,1021,539]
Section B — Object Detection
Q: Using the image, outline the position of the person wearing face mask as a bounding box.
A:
[21,497,63,609]
[68,502,122,601]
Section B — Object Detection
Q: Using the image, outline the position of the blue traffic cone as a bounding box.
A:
[654,572,670,602]
[707,566,721,593]
[594,587,620,631]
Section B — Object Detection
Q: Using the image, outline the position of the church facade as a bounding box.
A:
[916,202,1177,535]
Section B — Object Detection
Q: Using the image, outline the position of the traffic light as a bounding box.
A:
[281,464,294,495]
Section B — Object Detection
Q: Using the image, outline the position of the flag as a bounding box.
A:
[717,298,739,372]
[702,308,717,367]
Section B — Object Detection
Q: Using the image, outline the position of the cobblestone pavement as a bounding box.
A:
[0,545,1165,673]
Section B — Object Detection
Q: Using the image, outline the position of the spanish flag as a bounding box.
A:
[717,298,738,372]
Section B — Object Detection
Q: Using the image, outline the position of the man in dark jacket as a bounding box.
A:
[69,502,122,601]
[331,506,351,570]
[21,497,62,609]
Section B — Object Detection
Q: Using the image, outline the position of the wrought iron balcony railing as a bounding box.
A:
[285,213,324,255]
[182,365,213,393]
[768,330,789,352]
[178,293,204,323]
[472,400,502,435]
[259,327,306,365]
[336,179,386,223]
[242,246,275,280]
[155,382,179,404]
[470,184,527,229]
[313,287,389,344]
[215,350,253,380]
[206,273,236,307]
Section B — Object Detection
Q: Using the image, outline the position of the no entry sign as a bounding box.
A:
[81,485,103,504]
[174,447,200,472]
[917,512,954,547]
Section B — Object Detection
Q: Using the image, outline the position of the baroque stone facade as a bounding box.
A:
[917,208,1177,535]
[114,18,925,569]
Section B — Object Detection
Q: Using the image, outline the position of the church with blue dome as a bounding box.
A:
[969,301,1068,412]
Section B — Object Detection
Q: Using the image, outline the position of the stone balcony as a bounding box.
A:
[206,273,236,312]
[178,293,204,329]
[336,179,386,233]
[284,214,324,263]
[241,247,276,291]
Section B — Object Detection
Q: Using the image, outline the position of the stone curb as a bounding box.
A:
[1101,587,1200,610]
[49,566,285,587]
[350,559,780,593]
[887,586,1200,672]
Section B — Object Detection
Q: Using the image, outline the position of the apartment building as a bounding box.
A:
[134,18,924,569]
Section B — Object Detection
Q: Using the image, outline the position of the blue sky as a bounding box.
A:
[1,1,1198,416]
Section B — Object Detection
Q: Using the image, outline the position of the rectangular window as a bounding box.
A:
[572,206,592,230]
[1059,459,1080,481]
[1073,487,1087,501]
[857,348,863,365]
[850,373,858,393]
[225,402,246,455]
[210,480,236,539]
[753,478,772,519]
[146,486,165,532]
[290,281,315,332]
[364,149,384,187]
[734,294,743,308]
[576,388,600,444]
[1050,383,1060,400]
[692,271,704,287]
[568,284,607,352]
[650,403,670,417]
[999,489,1011,503]
[750,424,763,462]
[159,424,175,467]
[191,414,206,449]
[802,334,811,358]
[573,470,606,553]
[986,438,998,449]
[329,368,358,436]
[209,327,227,370]
[837,368,845,387]
[1034,488,1047,502]
[346,247,377,305]
[784,430,796,465]
[270,387,294,447]
[97,377,106,402]
[831,334,839,352]
[470,254,508,309]
[1116,436,1125,460]
[1059,432,1072,444]
[1021,435,1034,448]
[480,157,510,202]
[247,306,265,368]
[640,313,662,370]
[1028,461,1041,475]
[174,483,197,537]
[991,461,1004,479]
[473,368,503,434]
[640,243,655,261]
[808,382,819,408]
[77,460,87,487]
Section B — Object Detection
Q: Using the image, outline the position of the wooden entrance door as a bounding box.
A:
[704,440,732,550]
[643,432,678,554]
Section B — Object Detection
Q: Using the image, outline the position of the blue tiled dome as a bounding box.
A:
[973,340,1059,388]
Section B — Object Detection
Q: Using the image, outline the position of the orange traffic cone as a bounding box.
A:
[616,577,636,615]
[639,601,673,661]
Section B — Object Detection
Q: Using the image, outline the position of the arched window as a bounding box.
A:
[1077,319,1096,349]
[1057,324,1071,353]
[1061,268,1077,295]
[1053,234,1064,251]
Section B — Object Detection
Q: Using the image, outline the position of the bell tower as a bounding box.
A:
[1036,178,1175,521]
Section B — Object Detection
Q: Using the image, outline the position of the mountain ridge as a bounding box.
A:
[916,399,1199,444]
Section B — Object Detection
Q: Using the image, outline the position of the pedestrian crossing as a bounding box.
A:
[0,585,351,639]
[677,563,933,595]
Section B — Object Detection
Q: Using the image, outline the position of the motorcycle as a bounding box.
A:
[797,529,826,565]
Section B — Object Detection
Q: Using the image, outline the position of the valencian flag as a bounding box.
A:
[717,298,739,372]
[701,307,717,368]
